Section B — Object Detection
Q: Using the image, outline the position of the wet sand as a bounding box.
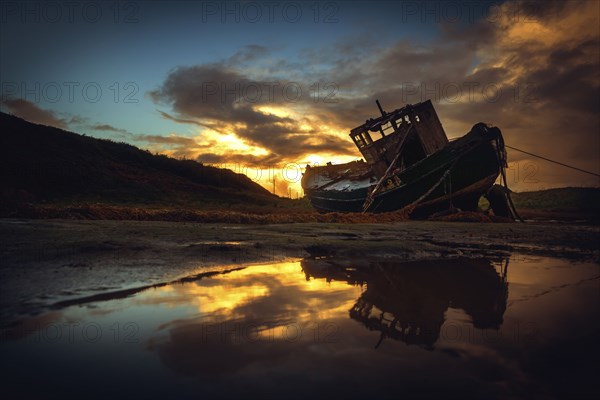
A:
[1,218,598,321]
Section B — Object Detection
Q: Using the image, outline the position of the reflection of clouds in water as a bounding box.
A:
[139,262,360,321]
[2,255,598,398]
[146,261,367,391]
[148,258,511,386]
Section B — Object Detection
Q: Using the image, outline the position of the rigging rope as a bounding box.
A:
[494,134,524,222]
[361,125,414,213]
[505,145,600,178]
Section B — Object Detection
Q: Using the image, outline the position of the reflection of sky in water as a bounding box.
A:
[1,256,599,399]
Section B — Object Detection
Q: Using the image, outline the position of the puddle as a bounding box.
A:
[1,256,598,399]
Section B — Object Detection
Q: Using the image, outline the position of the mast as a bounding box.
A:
[375,99,386,117]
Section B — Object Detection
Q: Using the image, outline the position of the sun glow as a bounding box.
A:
[149,261,360,322]
[199,129,269,156]
[255,105,293,119]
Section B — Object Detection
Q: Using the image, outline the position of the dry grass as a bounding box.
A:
[1,203,516,224]
[4,203,427,224]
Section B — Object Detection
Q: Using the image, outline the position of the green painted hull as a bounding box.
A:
[302,124,503,214]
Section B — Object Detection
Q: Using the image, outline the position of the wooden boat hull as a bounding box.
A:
[302,123,504,214]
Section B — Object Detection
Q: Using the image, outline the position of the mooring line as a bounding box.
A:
[506,145,600,178]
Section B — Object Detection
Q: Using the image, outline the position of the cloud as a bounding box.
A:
[149,62,355,166]
[0,98,68,129]
[0,101,203,160]
[304,0,600,189]
[136,134,198,147]
[150,1,599,191]
[90,123,130,134]
[226,44,270,65]
[435,0,600,188]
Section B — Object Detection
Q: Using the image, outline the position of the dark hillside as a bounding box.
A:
[0,112,277,211]
[511,187,600,212]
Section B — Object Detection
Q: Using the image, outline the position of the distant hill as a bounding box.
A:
[0,112,279,212]
[511,187,600,211]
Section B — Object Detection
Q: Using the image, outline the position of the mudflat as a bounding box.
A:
[1,218,598,321]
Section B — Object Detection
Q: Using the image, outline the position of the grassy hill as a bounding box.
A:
[0,112,287,213]
[508,187,600,223]
[511,187,600,212]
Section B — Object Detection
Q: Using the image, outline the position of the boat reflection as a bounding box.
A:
[301,257,509,349]
[4,255,597,399]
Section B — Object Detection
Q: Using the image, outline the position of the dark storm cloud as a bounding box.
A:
[91,124,130,134]
[0,99,137,142]
[86,123,190,148]
[156,110,228,135]
[319,0,599,187]
[442,1,599,187]
[149,64,295,128]
[511,0,571,19]
[135,134,198,147]
[150,0,598,188]
[1,98,68,129]
[196,153,271,166]
[149,62,354,163]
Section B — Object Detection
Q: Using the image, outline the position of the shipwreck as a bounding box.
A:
[301,99,519,218]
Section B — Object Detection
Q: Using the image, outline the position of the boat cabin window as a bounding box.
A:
[353,135,365,148]
[381,122,394,136]
[353,131,373,148]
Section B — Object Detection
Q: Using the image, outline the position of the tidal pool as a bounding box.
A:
[1,255,598,399]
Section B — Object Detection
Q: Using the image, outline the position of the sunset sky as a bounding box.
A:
[1,0,599,196]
